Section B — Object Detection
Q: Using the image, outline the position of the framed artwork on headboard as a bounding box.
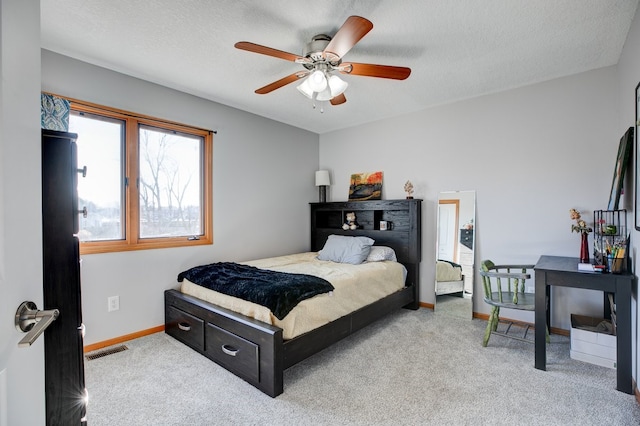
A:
[348,171,383,201]
[608,126,633,211]
[635,82,640,230]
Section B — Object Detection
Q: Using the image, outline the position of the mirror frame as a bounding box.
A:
[435,190,476,317]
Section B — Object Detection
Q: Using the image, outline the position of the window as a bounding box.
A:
[67,99,213,254]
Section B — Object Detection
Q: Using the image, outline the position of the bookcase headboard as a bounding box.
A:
[310,199,422,308]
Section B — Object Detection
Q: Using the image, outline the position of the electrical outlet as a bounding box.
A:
[108,296,120,312]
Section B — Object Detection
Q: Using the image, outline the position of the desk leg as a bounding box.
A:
[535,271,547,370]
[603,292,611,321]
[614,279,633,394]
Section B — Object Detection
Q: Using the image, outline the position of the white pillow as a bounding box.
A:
[366,246,397,262]
[317,234,375,264]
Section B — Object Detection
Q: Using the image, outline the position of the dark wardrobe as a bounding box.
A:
[42,129,87,424]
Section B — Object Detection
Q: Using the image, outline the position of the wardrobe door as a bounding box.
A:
[42,129,87,425]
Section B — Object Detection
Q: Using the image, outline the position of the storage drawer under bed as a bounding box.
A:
[166,305,205,351]
[206,323,260,383]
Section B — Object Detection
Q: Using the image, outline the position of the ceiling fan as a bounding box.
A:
[234,16,411,110]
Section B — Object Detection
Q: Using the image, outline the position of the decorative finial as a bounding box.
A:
[404,180,414,199]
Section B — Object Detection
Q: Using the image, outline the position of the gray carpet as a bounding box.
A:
[435,293,472,320]
[84,308,640,425]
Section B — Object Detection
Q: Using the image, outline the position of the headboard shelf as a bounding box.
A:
[310,199,422,267]
[310,199,422,308]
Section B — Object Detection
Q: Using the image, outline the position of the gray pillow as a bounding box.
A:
[366,246,397,262]
[317,234,375,264]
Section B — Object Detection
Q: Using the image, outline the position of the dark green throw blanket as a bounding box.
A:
[177,262,334,320]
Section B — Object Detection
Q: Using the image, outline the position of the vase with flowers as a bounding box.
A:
[570,208,592,263]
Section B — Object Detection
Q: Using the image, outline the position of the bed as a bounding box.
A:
[165,199,422,397]
[435,259,464,295]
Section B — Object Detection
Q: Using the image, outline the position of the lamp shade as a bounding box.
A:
[328,74,348,97]
[315,170,330,186]
[308,70,328,92]
[296,79,314,99]
[315,87,333,102]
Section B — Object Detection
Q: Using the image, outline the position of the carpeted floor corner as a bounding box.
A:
[84,307,640,425]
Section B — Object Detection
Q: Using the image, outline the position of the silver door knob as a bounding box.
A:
[15,301,59,348]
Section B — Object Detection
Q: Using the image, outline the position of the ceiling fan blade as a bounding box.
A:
[330,93,347,105]
[323,16,373,61]
[340,63,411,80]
[255,72,309,94]
[235,41,302,62]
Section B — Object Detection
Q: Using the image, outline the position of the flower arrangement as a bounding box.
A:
[569,208,592,234]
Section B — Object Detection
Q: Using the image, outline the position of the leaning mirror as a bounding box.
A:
[435,190,476,319]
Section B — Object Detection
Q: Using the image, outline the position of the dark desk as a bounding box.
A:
[534,255,634,394]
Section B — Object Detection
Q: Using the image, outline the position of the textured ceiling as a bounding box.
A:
[41,0,639,134]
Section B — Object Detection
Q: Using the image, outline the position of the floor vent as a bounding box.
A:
[85,345,128,361]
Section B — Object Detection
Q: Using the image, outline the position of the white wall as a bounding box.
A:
[41,51,320,345]
[617,2,640,395]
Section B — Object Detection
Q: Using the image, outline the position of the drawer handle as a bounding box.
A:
[178,322,191,331]
[221,344,238,356]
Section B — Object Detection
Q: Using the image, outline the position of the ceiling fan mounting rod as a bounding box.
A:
[300,34,341,69]
[303,34,330,59]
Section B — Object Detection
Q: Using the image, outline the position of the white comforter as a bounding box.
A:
[180,252,406,339]
[436,260,463,282]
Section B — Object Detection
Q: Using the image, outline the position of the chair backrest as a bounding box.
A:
[480,260,535,305]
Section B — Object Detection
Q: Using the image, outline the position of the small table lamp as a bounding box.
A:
[315,170,330,203]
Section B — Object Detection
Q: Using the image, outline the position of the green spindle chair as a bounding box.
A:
[480,260,549,347]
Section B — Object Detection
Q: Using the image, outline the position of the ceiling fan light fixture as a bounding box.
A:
[296,79,314,99]
[308,70,328,92]
[315,87,334,102]
[328,74,348,97]
[235,16,411,110]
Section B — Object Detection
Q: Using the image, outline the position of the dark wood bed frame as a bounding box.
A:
[164,199,422,397]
